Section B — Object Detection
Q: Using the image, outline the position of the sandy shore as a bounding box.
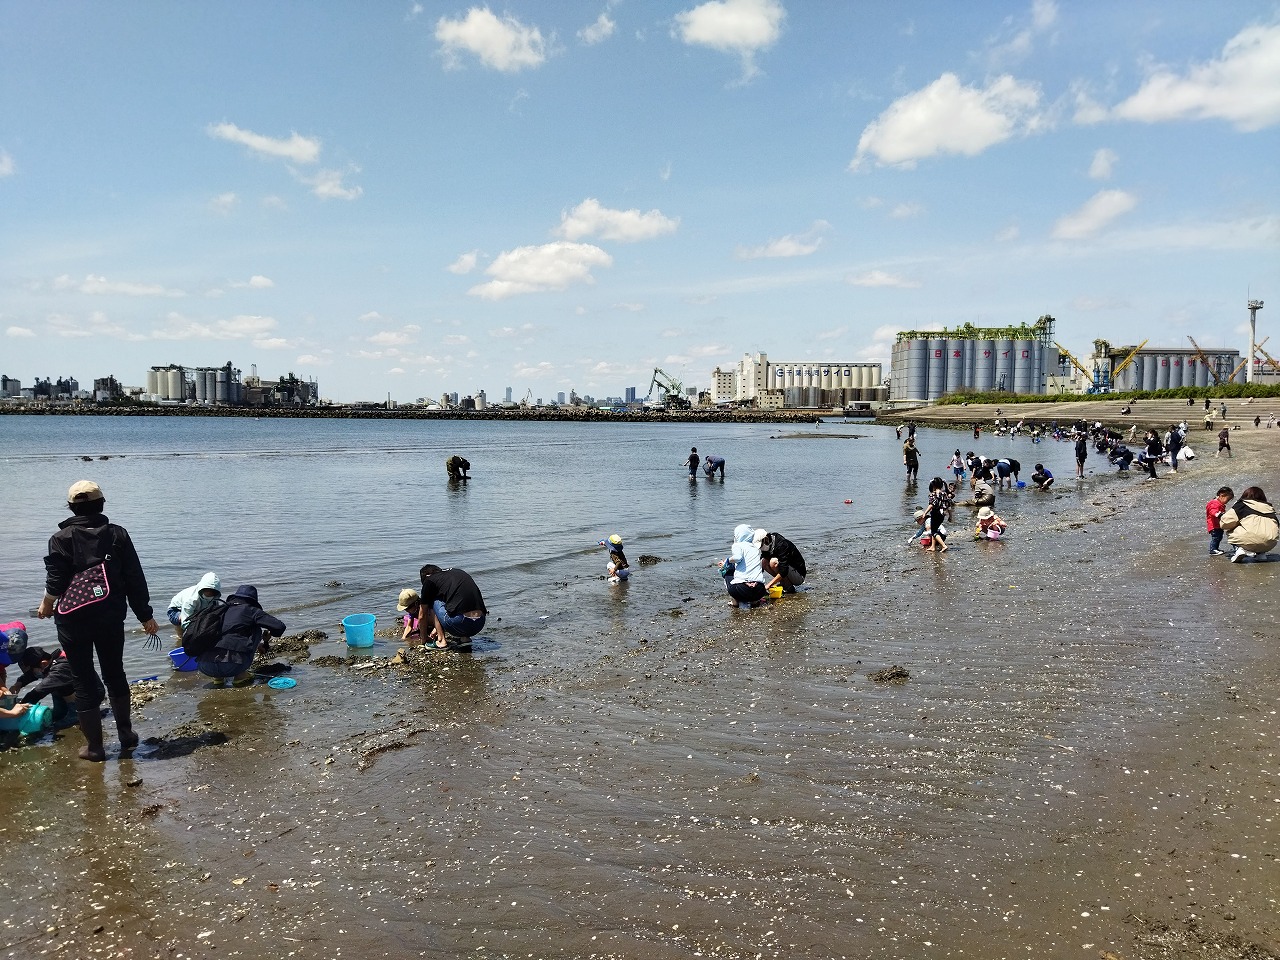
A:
[1,411,1277,960]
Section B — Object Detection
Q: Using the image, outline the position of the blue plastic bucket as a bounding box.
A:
[168,648,198,671]
[342,613,376,648]
[0,702,51,735]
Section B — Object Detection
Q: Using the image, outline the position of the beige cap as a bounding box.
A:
[67,480,104,503]
[396,588,420,611]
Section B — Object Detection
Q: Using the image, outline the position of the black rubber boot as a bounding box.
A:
[109,696,139,752]
[78,707,107,762]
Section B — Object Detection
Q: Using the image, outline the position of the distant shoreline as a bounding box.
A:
[0,403,827,425]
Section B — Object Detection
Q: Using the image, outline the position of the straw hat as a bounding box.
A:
[396,588,420,611]
[977,506,995,520]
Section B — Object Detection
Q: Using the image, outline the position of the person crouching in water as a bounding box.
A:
[1031,463,1054,490]
[445,455,471,481]
[974,506,1008,540]
[720,524,767,607]
[197,585,285,683]
[754,529,807,593]
[397,589,423,644]
[11,646,78,725]
[599,534,630,584]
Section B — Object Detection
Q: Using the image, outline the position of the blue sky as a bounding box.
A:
[2,1,1277,403]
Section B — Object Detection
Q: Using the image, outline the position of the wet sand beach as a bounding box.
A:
[1,407,1277,960]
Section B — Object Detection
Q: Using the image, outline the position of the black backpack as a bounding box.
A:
[182,599,229,657]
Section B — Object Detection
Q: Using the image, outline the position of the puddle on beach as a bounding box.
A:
[2,433,1278,958]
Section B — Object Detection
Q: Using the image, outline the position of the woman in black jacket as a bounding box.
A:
[37,480,158,761]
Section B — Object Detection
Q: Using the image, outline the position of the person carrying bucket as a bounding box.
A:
[197,585,285,682]
[419,565,487,649]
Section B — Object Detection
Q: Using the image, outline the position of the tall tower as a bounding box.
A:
[1248,300,1264,383]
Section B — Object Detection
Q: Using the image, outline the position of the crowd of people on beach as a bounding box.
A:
[901,415,1278,564]
[6,406,1275,762]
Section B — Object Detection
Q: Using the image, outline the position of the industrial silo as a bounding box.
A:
[1154,355,1169,390]
[944,340,964,396]
[1141,354,1157,392]
[166,368,182,401]
[974,341,995,391]
[906,342,928,400]
[1194,357,1209,388]
[925,339,944,399]
[216,369,228,402]
[1172,356,1189,389]
[995,339,1014,391]
[1011,339,1031,393]
[194,369,207,403]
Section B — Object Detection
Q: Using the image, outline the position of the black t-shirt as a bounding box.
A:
[420,568,486,616]
[760,532,806,577]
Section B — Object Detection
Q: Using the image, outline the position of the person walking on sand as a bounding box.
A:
[1206,486,1234,556]
[36,481,159,762]
[1167,424,1183,473]
[1216,426,1232,458]
[1221,487,1280,562]
[903,437,920,483]
[1074,432,1088,479]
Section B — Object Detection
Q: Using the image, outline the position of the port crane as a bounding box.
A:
[647,368,690,408]
[1054,342,1094,388]
[1186,336,1222,385]
[1089,339,1148,392]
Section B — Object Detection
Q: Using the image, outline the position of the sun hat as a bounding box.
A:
[913,508,925,521]
[608,534,624,547]
[752,529,769,546]
[396,588,420,611]
[977,506,995,520]
[67,480,104,503]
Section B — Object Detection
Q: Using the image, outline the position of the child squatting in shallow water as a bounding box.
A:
[974,506,1008,540]
[599,535,630,584]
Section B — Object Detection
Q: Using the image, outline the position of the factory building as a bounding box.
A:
[711,353,883,407]
[889,317,1059,401]
[1101,346,1244,391]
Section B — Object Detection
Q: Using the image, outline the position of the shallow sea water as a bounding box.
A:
[1,414,1275,959]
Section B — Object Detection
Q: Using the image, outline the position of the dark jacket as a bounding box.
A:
[15,650,76,704]
[760,532,807,577]
[217,586,286,657]
[44,514,153,623]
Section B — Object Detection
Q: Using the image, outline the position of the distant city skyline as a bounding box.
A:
[1,2,1275,403]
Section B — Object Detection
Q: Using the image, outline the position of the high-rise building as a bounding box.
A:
[504,386,513,402]
[556,391,566,405]
[624,386,636,402]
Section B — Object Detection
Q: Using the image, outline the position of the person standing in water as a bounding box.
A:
[903,437,920,483]
[684,446,700,480]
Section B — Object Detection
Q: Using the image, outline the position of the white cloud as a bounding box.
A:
[0,150,14,177]
[48,310,143,341]
[435,8,547,72]
[469,241,612,299]
[556,198,679,242]
[300,167,362,201]
[368,330,415,346]
[851,73,1042,169]
[148,311,277,342]
[996,223,1020,242]
[253,337,293,349]
[985,0,1058,68]
[209,192,238,214]
[406,3,423,21]
[262,195,288,211]
[388,367,406,375]
[1112,22,1280,132]
[1051,189,1138,239]
[674,0,785,81]
[490,324,537,339]
[735,220,829,259]
[1088,148,1118,180]
[6,325,34,337]
[890,202,924,219]
[208,122,321,164]
[358,311,384,323]
[579,13,615,45]
[615,302,645,312]
[54,274,185,298]
[514,360,555,378]
[447,251,480,275]
[248,275,274,288]
[847,269,921,288]
[443,334,471,345]
[296,354,332,366]
[816,326,846,341]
